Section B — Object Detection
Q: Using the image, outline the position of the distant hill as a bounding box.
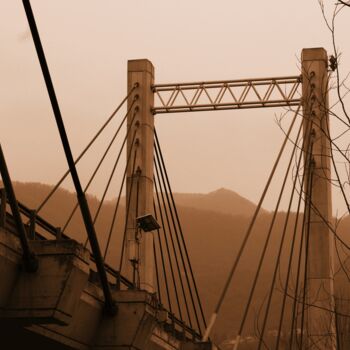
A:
[2,181,350,347]
[174,188,266,217]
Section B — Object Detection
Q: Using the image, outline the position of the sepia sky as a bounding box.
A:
[1,1,350,212]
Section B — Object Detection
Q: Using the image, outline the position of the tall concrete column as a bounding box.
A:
[301,48,336,349]
[125,59,155,293]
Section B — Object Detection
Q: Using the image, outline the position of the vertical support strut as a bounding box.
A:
[125,59,155,293]
[0,145,38,272]
[22,0,116,315]
[301,48,336,349]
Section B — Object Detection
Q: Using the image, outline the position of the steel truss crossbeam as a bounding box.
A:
[152,75,301,114]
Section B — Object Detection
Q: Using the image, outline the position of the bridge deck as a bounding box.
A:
[0,201,208,350]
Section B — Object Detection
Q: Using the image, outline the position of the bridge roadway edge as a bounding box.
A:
[0,222,211,350]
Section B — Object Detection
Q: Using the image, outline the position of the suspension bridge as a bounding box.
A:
[1,1,349,349]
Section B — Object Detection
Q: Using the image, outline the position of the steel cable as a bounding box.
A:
[286,126,313,349]
[22,0,115,313]
[202,104,301,341]
[154,145,194,329]
[153,238,162,305]
[83,125,138,249]
[287,119,315,349]
[62,102,137,234]
[153,200,173,313]
[255,124,304,350]
[92,114,138,226]
[34,87,138,216]
[275,146,307,349]
[118,140,139,275]
[103,126,138,260]
[154,172,184,322]
[299,161,315,350]
[155,130,207,331]
[234,118,303,349]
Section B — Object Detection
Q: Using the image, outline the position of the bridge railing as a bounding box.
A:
[0,189,202,341]
[0,194,135,290]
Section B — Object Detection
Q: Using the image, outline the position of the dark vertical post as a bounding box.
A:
[0,145,38,272]
[0,188,6,227]
[29,210,36,240]
[22,0,115,314]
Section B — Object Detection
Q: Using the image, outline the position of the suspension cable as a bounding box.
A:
[93,116,138,226]
[154,172,184,321]
[153,237,162,305]
[22,0,115,314]
[103,127,138,259]
[288,188,309,349]
[154,146,194,329]
[35,89,137,216]
[118,139,139,274]
[299,160,315,350]
[292,127,314,347]
[134,167,141,287]
[202,104,300,341]
[155,130,207,330]
[62,103,137,234]
[287,117,315,349]
[154,138,202,332]
[84,126,138,248]
[234,118,303,349]
[275,143,307,349]
[0,145,38,272]
[153,200,173,313]
[256,126,304,350]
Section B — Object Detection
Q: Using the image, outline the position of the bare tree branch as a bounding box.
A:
[338,0,350,8]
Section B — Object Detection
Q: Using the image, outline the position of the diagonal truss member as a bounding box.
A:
[153,75,301,114]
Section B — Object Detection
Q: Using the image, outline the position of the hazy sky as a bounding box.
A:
[1,1,350,212]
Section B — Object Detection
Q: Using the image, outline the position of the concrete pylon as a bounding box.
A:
[125,59,155,293]
[301,48,336,349]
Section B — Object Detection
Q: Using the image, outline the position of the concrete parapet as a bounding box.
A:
[182,341,212,350]
[1,239,90,325]
[0,227,22,308]
[30,289,183,350]
[27,281,104,350]
[0,224,206,350]
[94,290,163,349]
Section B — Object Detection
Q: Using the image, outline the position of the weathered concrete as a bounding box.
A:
[0,220,205,350]
[94,290,178,350]
[0,227,22,308]
[334,257,350,349]
[125,59,155,293]
[26,281,104,349]
[301,47,336,349]
[1,238,90,325]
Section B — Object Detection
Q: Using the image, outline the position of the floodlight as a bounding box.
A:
[136,214,161,232]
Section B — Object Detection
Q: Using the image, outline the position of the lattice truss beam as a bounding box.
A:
[153,75,302,114]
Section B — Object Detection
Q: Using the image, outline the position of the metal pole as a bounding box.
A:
[0,188,6,227]
[0,145,38,272]
[22,0,116,315]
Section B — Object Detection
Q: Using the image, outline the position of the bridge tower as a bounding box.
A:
[125,59,155,293]
[301,48,336,349]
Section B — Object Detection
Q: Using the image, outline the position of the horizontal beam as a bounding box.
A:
[152,75,301,114]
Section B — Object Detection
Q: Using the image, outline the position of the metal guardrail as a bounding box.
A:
[0,192,134,288]
[0,191,201,340]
